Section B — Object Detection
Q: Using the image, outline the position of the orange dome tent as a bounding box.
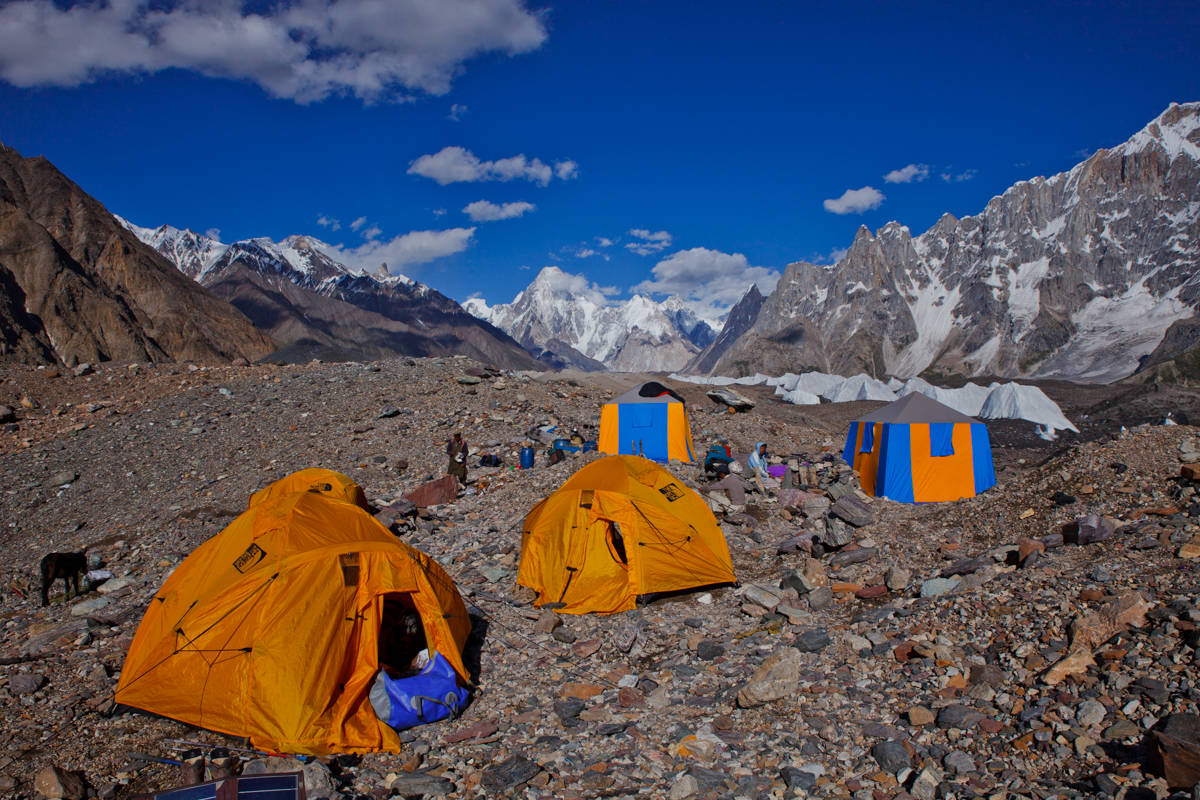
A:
[517,455,735,614]
[114,469,471,755]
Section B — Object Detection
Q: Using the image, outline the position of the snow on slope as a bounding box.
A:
[672,370,1077,436]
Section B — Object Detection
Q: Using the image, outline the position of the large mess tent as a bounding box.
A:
[517,455,735,614]
[114,469,471,755]
[597,381,695,463]
[843,392,996,503]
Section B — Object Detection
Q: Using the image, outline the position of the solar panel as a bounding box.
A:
[154,773,305,800]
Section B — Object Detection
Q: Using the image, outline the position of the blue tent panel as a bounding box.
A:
[842,422,859,463]
[970,423,996,492]
[929,423,956,457]
[877,423,914,503]
[617,403,669,461]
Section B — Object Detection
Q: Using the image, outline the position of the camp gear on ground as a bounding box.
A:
[478,454,503,467]
[598,382,695,463]
[843,392,997,503]
[517,455,735,614]
[115,468,471,755]
[520,447,535,469]
[446,435,468,486]
[369,651,470,731]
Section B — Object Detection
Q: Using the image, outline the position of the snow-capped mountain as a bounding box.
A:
[464,266,717,372]
[122,222,540,369]
[713,102,1200,383]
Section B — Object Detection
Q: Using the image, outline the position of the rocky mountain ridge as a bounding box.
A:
[464,266,717,372]
[713,102,1200,383]
[0,144,274,366]
[121,222,541,369]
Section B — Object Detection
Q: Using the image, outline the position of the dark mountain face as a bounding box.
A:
[183,238,544,369]
[686,284,764,374]
[0,144,275,366]
[712,103,1200,383]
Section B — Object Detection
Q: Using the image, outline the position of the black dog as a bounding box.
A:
[40,551,86,606]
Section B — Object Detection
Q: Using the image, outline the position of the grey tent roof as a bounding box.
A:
[856,391,980,424]
[610,382,684,405]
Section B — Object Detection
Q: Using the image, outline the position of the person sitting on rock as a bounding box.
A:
[747,441,778,494]
[446,432,469,486]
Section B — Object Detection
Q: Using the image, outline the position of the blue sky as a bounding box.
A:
[1,0,1198,324]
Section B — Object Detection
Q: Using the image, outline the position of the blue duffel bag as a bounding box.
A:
[369,652,470,731]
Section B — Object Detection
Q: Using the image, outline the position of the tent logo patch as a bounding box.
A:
[233,543,266,573]
[658,482,684,502]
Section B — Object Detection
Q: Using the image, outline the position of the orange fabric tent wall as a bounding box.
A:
[517,455,734,614]
[115,471,470,755]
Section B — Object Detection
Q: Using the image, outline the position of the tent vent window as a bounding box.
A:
[859,425,876,453]
[339,553,359,587]
[579,489,594,509]
[930,424,955,457]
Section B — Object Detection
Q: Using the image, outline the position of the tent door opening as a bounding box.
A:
[378,593,427,678]
[606,521,628,566]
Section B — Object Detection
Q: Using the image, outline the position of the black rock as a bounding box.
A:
[377,406,401,419]
[828,546,877,569]
[481,755,542,793]
[830,494,874,528]
[697,640,725,661]
[779,766,818,791]
[684,617,704,628]
[1064,515,1116,546]
[871,739,911,774]
[779,569,810,595]
[795,628,831,652]
[808,586,833,611]
[553,698,585,727]
[937,704,984,730]
[1051,491,1077,506]
[388,772,453,797]
[939,556,991,578]
[1135,676,1170,706]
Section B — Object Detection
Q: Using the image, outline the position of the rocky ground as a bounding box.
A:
[0,359,1198,800]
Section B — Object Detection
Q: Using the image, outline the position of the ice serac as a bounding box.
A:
[713,102,1200,383]
[0,143,274,366]
[686,284,765,374]
[127,225,541,369]
[466,266,714,372]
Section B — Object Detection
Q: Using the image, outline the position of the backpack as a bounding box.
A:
[369,652,470,731]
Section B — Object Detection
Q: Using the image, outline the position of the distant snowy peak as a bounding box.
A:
[116,216,227,280]
[713,101,1200,383]
[121,220,418,291]
[468,266,715,371]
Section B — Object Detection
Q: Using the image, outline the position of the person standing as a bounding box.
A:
[446,432,469,486]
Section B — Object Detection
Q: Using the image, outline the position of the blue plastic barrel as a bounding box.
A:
[520,447,535,469]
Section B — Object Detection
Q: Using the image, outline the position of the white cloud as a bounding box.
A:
[462,200,535,222]
[432,208,447,217]
[408,146,577,187]
[883,163,929,184]
[322,227,475,274]
[361,224,382,240]
[0,0,547,103]
[625,228,673,256]
[596,237,613,248]
[940,168,978,183]
[531,266,617,305]
[634,247,781,324]
[448,103,467,121]
[317,215,341,231]
[350,216,368,231]
[204,227,222,241]
[554,160,579,180]
[823,186,885,215]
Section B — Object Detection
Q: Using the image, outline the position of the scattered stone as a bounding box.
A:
[480,755,542,793]
[1064,514,1116,545]
[908,706,935,726]
[69,596,110,616]
[668,774,699,800]
[34,767,85,800]
[402,475,459,507]
[829,546,877,568]
[737,647,801,708]
[10,672,46,694]
[937,704,984,730]
[47,470,77,487]
[939,555,991,577]
[830,494,874,527]
[1149,713,1200,789]
[455,375,482,385]
[387,772,452,796]
[795,628,831,652]
[885,564,911,590]
[697,640,725,661]
[871,739,910,774]
[807,585,834,610]
[920,576,960,597]
[377,406,400,419]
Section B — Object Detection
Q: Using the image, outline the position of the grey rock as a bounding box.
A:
[554,697,585,727]
[377,406,400,419]
[34,766,85,800]
[0,405,14,423]
[9,672,46,695]
[939,555,991,577]
[920,577,961,597]
[1077,699,1108,727]
[1089,565,1114,583]
[668,774,700,800]
[697,640,725,660]
[300,760,336,800]
[612,624,640,652]
[737,647,801,707]
[937,704,985,730]
[481,755,541,792]
[820,517,853,547]
[830,494,874,527]
[387,772,452,796]
[909,764,943,800]
[885,564,912,590]
[828,546,877,569]
[69,596,110,616]
[943,750,975,775]
[807,585,834,610]
[871,739,910,774]
[1064,514,1116,545]
[47,471,77,487]
[795,628,832,652]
